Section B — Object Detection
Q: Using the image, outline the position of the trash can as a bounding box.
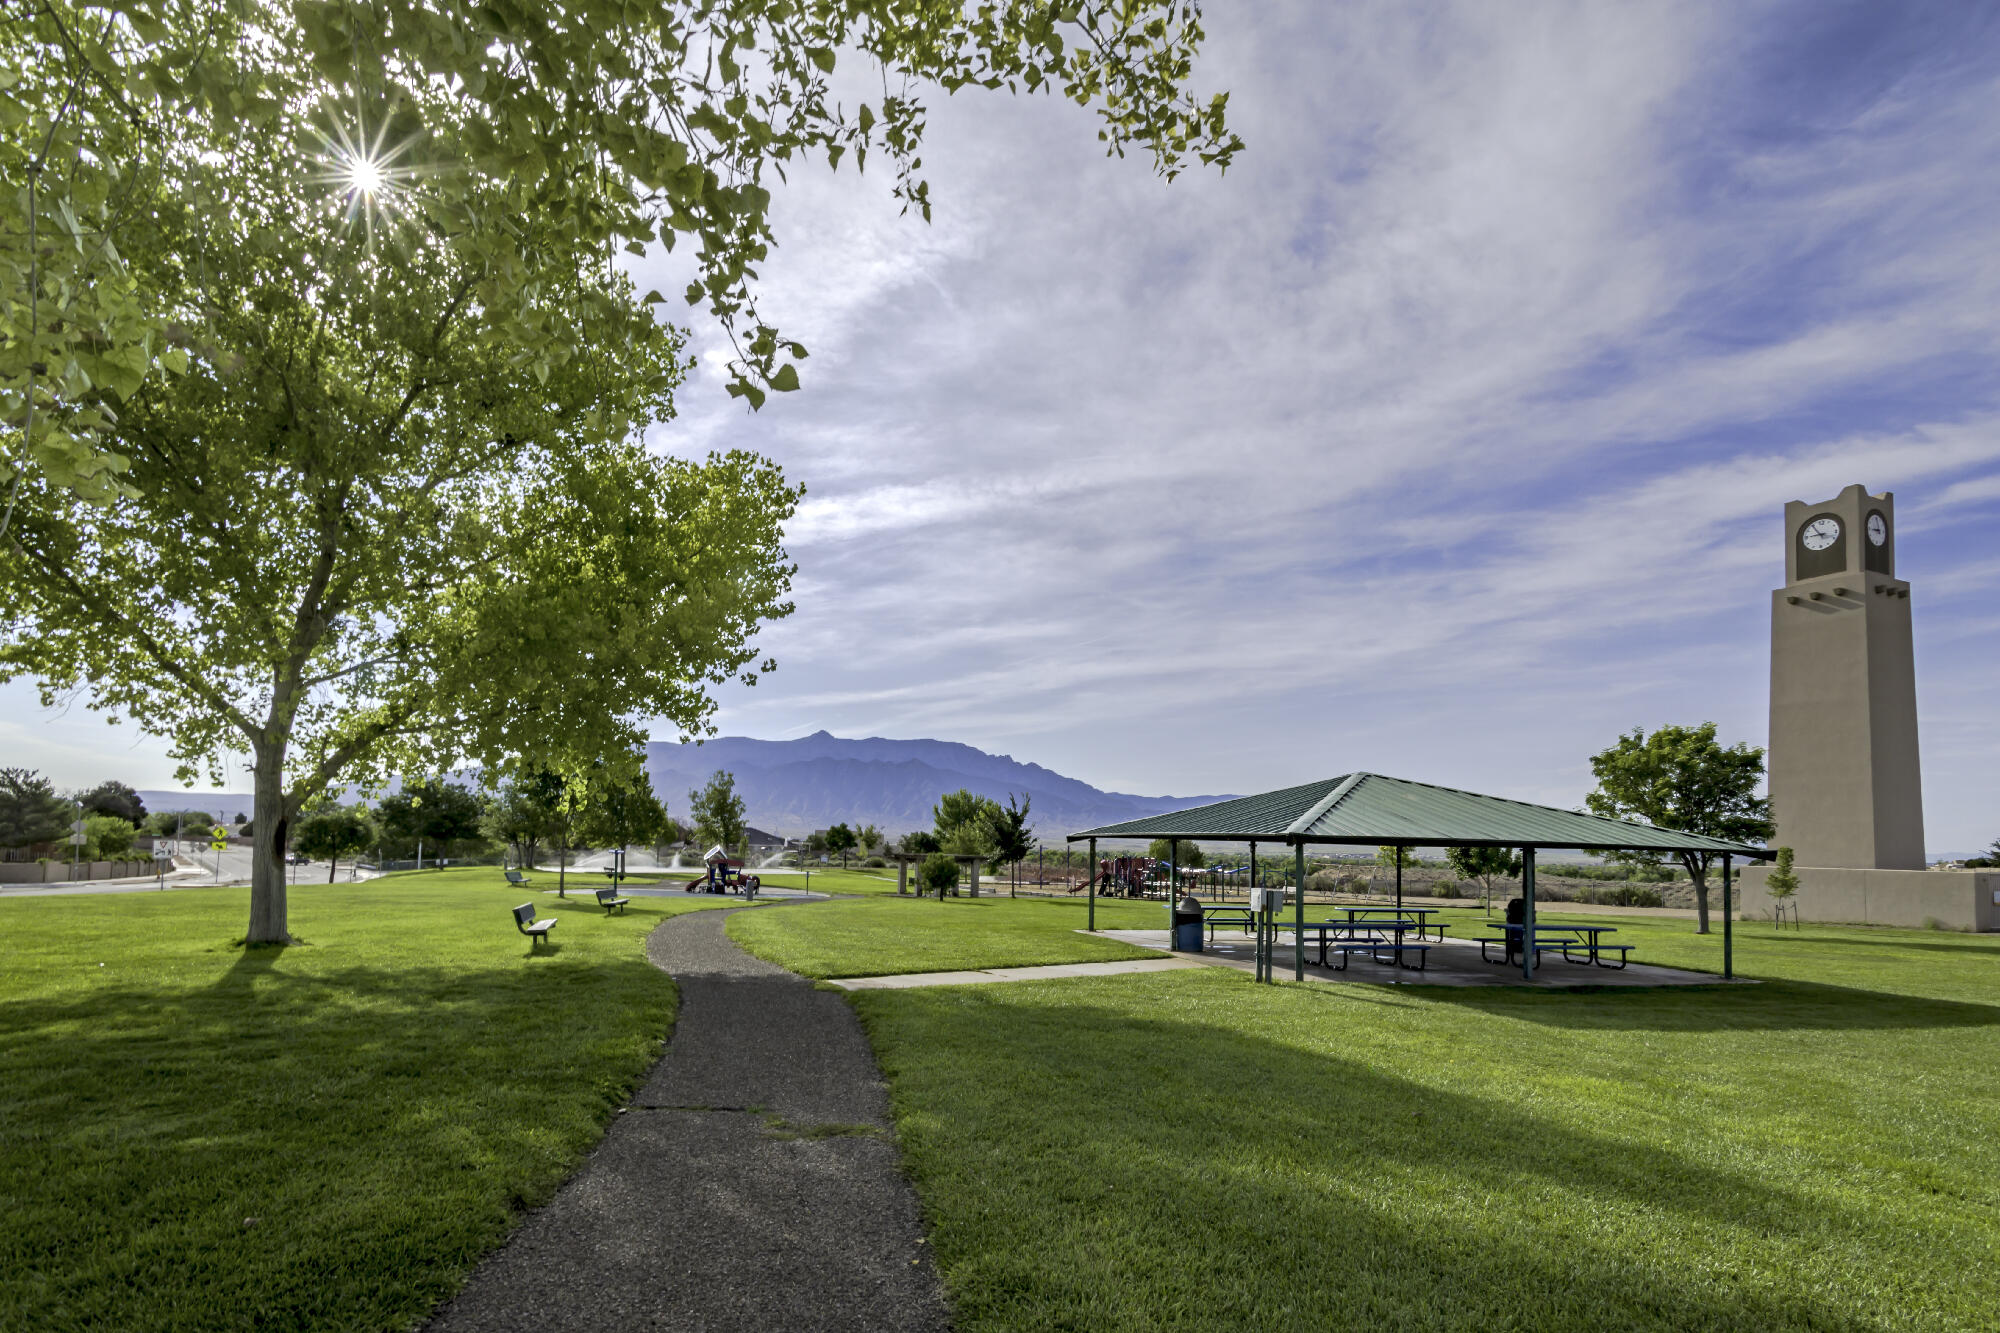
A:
[1172,893,1205,952]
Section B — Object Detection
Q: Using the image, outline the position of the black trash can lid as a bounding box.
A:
[1178,893,1202,913]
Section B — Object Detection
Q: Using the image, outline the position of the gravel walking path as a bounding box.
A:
[427,902,952,1332]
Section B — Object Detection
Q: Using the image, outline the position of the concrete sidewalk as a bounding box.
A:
[827,956,1209,990]
[425,902,950,1333]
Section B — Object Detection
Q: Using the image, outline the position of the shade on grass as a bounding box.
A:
[850,922,2000,1330]
[728,893,1166,978]
[0,868,730,1332]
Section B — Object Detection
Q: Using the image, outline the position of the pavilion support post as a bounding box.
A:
[1521,846,1537,982]
[1087,837,1097,931]
[1169,839,1179,931]
[1294,841,1306,981]
[1396,852,1403,915]
[1722,854,1733,980]
[1248,840,1257,904]
[897,856,908,896]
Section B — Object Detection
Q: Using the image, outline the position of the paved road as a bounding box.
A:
[426,902,952,1333]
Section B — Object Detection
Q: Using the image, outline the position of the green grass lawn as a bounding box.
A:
[728,891,1169,978]
[0,868,731,1333]
[842,912,2000,1330]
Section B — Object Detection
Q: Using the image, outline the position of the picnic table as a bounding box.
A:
[1201,905,1257,942]
[1292,918,1429,970]
[1481,923,1630,969]
[1316,905,1449,942]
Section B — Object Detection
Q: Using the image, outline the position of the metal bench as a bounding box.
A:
[512,902,556,946]
[1562,941,1633,969]
[1203,907,1256,942]
[505,869,530,887]
[595,886,631,915]
[1323,939,1431,971]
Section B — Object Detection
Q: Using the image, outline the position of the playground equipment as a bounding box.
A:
[689,844,762,896]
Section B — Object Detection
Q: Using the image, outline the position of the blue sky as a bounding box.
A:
[7,1,1997,851]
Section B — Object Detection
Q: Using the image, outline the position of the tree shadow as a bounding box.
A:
[859,990,1900,1331]
[1395,976,2000,1033]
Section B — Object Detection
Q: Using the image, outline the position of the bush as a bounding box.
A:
[83,814,138,860]
[918,853,960,897]
[864,856,887,868]
[1306,870,1344,893]
[1566,884,1666,908]
[1432,879,1461,898]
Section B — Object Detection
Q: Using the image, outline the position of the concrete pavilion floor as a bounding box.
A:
[1095,929,1750,988]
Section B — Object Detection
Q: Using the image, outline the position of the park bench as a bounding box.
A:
[512,902,557,946]
[595,886,631,915]
[505,869,530,887]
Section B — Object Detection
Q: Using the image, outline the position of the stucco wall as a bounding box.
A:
[1737,864,1996,931]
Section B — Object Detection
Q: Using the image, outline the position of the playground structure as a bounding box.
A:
[688,844,762,897]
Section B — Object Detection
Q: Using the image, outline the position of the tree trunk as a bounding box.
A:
[1692,873,1711,934]
[246,751,290,944]
[328,856,337,884]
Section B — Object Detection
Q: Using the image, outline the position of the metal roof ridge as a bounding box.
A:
[1361,771,1761,851]
[1283,772,1365,837]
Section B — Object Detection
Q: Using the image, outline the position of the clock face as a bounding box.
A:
[1867,512,1887,546]
[1801,516,1842,551]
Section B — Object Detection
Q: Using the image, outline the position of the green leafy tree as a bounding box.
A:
[579,769,672,864]
[0,768,70,848]
[143,808,214,838]
[1374,845,1418,870]
[1146,836,1203,869]
[688,770,748,853]
[77,780,146,825]
[1585,723,1774,935]
[0,1,1238,531]
[82,813,137,860]
[919,852,961,900]
[857,824,883,858]
[483,770,567,871]
[933,788,1001,858]
[1445,845,1522,914]
[1764,846,1800,911]
[824,822,858,868]
[376,780,486,860]
[900,830,941,856]
[293,805,376,882]
[986,794,1036,880]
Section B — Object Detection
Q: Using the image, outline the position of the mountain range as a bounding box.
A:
[646,731,1234,839]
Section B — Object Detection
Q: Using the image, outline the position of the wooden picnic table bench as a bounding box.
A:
[512,902,556,946]
[595,886,631,915]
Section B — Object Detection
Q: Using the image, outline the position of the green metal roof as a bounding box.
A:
[1069,772,1764,855]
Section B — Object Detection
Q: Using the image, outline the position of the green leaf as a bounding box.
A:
[769,363,800,392]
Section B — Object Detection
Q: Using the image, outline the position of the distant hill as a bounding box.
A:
[135,791,257,824]
[646,731,1235,838]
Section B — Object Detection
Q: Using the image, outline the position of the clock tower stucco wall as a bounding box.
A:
[1767,484,1925,870]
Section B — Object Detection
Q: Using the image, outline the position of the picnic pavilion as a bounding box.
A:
[1068,773,1766,982]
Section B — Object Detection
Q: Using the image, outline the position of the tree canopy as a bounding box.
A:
[1444,844,1520,912]
[376,779,486,858]
[0,2,1238,945]
[0,768,70,848]
[1145,835,1201,868]
[2,0,1240,519]
[577,767,671,855]
[1585,722,1773,934]
[824,822,858,867]
[688,769,748,852]
[293,804,376,881]
[77,780,146,824]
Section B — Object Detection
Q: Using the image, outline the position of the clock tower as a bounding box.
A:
[1768,484,1925,869]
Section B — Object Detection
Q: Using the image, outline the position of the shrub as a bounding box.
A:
[1432,879,1461,898]
[919,853,960,897]
[864,856,887,868]
[1306,869,1344,893]
[83,814,138,860]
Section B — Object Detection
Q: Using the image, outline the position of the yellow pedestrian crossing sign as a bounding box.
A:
[209,824,229,852]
